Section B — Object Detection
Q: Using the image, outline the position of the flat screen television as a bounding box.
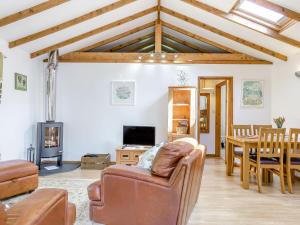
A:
[123,126,155,146]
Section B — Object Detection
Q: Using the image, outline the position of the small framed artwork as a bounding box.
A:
[15,73,27,91]
[241,80,264,108]
[111,80,136,105]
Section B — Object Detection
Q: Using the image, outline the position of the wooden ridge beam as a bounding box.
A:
[182,0,300,48]
[79,21,155,52]
[162,21,236,53]
[161,6,287,61]
[56,52,272,64]
[9,0,136,48]
[109,32,154,52]
[163,32,206,52]
[31,6,157,58]
[0,0,69,27]
[247,0,300,21]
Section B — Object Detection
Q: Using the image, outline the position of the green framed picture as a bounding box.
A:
[15,73,27,91]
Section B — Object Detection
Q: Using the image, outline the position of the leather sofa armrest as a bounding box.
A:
[0,204,6,225]
[6,188,74,225]
[103,165,170,187]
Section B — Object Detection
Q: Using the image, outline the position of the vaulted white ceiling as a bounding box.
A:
[0,0,299,63]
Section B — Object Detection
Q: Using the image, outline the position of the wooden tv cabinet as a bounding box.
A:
[116,146,150,166]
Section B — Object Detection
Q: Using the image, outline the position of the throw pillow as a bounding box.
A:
[151,141,194,178]
[137,142,165,170]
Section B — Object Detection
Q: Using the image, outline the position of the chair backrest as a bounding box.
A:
[232,125,252,137]
[253,125,272,135]
[287,128,300,159]
[258,128,286,159]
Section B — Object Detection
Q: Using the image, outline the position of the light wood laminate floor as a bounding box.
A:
[48,158,300,225]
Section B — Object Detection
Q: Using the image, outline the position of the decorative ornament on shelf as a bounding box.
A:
[273,116,285,128]
[177,70,189,86]
[176,119,189,135]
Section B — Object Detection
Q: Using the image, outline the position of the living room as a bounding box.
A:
[0,1,300,225]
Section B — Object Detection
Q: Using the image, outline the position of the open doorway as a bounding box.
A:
[198,77,233,157]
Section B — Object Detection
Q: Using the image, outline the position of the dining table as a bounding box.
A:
[226,135,289,189]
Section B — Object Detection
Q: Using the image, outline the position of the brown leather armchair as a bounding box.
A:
[88,144,206,225]
[0,188,76,225]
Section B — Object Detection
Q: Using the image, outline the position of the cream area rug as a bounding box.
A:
[4,178,103,225]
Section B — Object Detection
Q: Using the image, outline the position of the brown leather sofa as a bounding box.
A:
[0,188,76,225]
[88,141,206,225]
[0,160,38,199]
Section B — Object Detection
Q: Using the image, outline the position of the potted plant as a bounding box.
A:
[273,116,285,128]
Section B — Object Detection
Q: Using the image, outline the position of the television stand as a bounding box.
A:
[116,146,151,166]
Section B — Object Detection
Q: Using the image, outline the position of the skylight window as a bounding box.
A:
[238,0,285,23]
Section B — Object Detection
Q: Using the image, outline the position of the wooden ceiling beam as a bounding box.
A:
[31,6,157,58]
[79,21,155,52]
[247,0,300,21]
[56,52,272,64]
[162,44,179,53]
[127,39,154,52]
[182,0,300,48]
[9,0,136,48]
[163,32,206,52]
[162,21,236,53]
[139,44,155,53]
[162,40,187,52]
[155,20,162,53]
[0,0,69,27]
[161,6,287,61]
[108,32,154,52]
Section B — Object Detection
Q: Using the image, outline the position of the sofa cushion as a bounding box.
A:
[88,180,102,201]
[0,160,38,183]
[137,142,165,170]
[151,142,194,178]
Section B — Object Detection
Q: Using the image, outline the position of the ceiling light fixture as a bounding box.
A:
[174,54,178,58]
[161,53,166,59]
[150,53,154,57]
[138,56,142,60]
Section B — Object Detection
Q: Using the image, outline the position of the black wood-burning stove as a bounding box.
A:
[36,50,63,169]
[36,122,63,169]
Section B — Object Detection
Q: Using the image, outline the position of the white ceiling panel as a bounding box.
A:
[194,0,238,13]
[0,0,45,18]
[281,23,300,41]
[268,0,300,13]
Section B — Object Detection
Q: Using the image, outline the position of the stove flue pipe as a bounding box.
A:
[46,50,59,122]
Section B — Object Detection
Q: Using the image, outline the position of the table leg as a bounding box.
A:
[242,143,250,189]
[226,139,233,176]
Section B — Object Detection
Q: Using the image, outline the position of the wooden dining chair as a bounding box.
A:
[231,125,252,180]
[253,125,272,135]
[286,128,300,193]
[250,128,286,193]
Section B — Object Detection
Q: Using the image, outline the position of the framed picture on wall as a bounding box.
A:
[15,73,27,91]
[111,80,136,105]
[241,80,264,108]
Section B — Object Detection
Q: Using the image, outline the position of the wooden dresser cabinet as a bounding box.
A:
[116,146,150,165]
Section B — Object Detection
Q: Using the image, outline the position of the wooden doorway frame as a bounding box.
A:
[198,76,233,157]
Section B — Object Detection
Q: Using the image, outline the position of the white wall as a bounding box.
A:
[0,38,42,160]
[271,53,300,128]
[55,63,272,159]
